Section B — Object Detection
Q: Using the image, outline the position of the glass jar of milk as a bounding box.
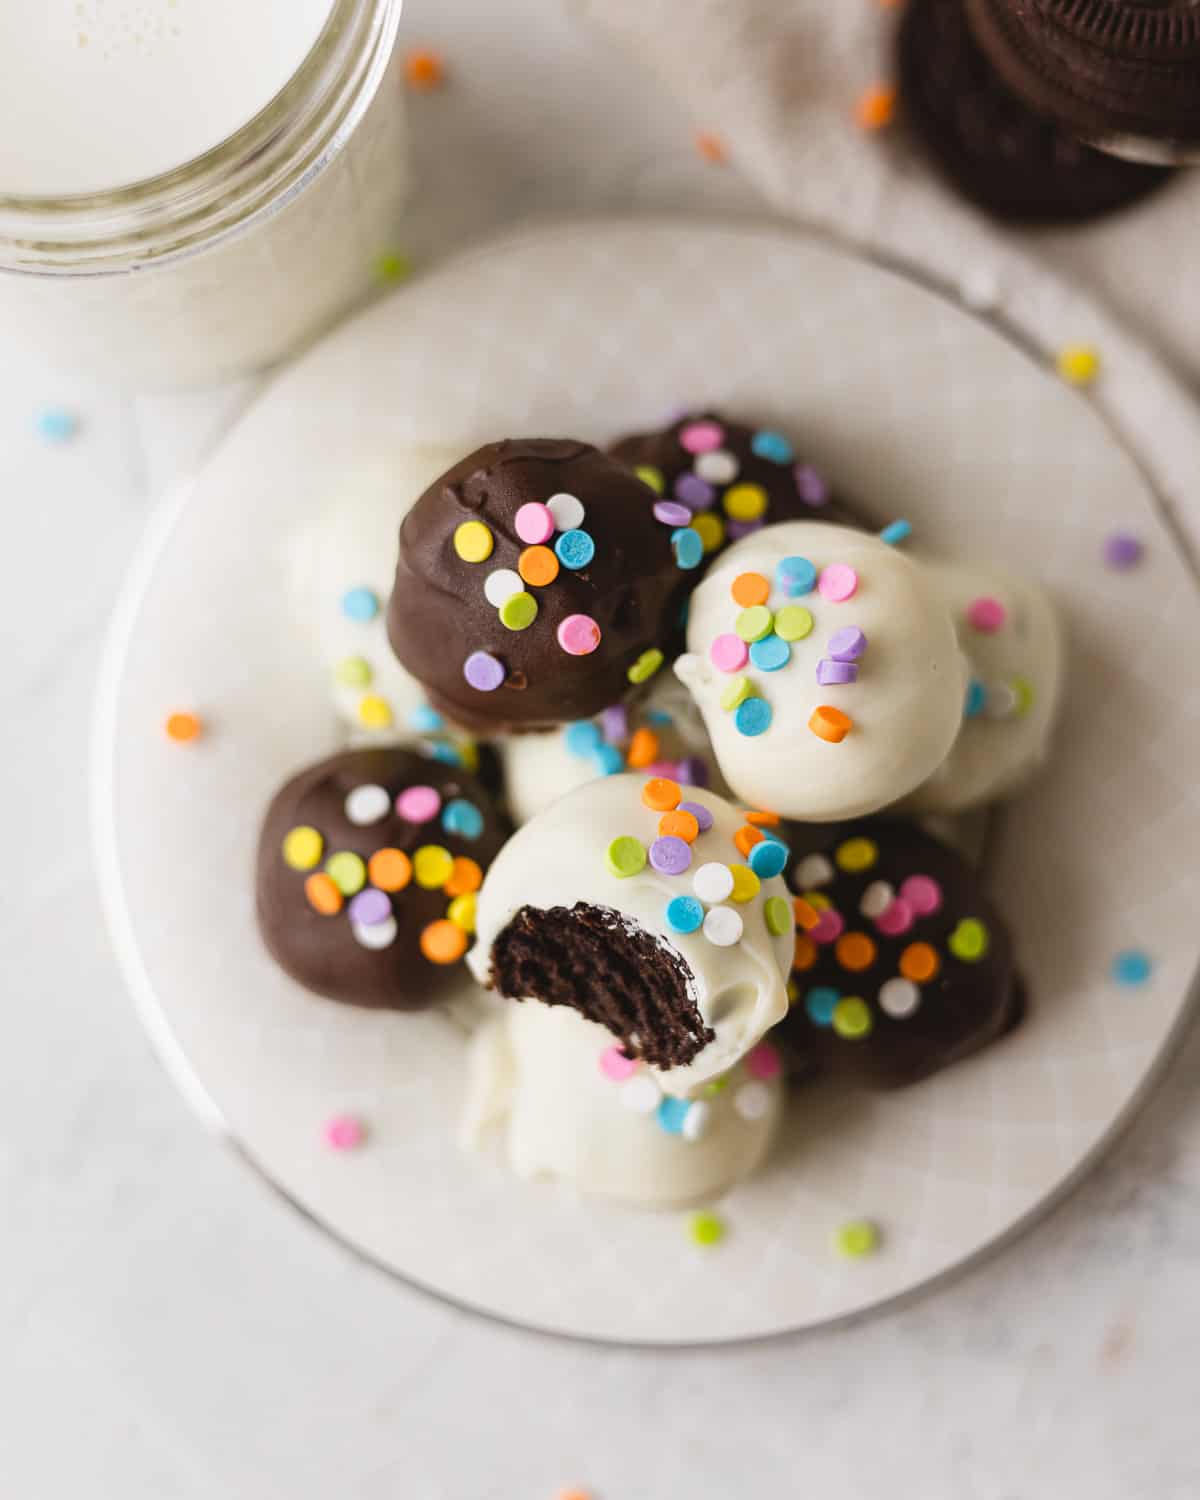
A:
[0,0,407,386]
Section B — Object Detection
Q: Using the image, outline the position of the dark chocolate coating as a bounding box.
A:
[899,0,1174,224]
[775,818,1024,1089]
[609,411,872,550]
[386,439,686,734]
[256,747,509,1010]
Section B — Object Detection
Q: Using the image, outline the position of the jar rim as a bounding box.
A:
[0,0,403,274]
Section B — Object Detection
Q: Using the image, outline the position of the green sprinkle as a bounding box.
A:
[720,675,753,712]
[735,604,773,643]
[764,895,792,937]
[832,996,872,1039]
[689,1211,726,1248]
[704,1076,730,1096]
[335,655,373,687]
[948,918,989,962]
[325,851,367,896]
[1011,676,1035,716]
[606,836,647,879]
[835,1219,880,1258]
[635,465,664,494]
[773,604,814,642]
[375,250,412,283]
[627,647,664,685]
[499,591,538,631]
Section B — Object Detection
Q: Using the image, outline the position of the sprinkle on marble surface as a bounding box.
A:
[374,250,412,284]
[323,1114,366,1151]
[404,48,446,89]
[35,405,80,443]
[688,1210,726,1247]
[695,131,728,164]
[835,1219,881,1258]
[164,709,203,744]
[1056,344,1101,386]
[1111,949,1152,987]
[1104,532,1143,571]
[855,83,896,132]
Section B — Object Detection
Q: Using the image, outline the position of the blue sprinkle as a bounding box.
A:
[750,429,794,465]
[879,519,912,546]
[749,839,788,879]
[564,720,603,758]
[429,742,461,766]
[35,406,79,443]
[734,696,772,738]
[776,556,816,596]
[1111,949,1152,987]
[665,895,705,935]
[748,633,791,673]
[964,679,987,719]
[441,798,484,839]
[805,987,840,1026]
[408,703,445,733]
[678,596,691,630]
[645,708,674,727]
[593,743,626,775]
[656,1096,691,1135]
[671,526,704,570]
[341,586,380,622]
[554,528,596,569]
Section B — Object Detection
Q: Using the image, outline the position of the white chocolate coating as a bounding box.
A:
[461,1004,782,1207]
[675,522,967,821]
[467,775,793,1093]
[500,674,726,825]
[904,562,1062,813]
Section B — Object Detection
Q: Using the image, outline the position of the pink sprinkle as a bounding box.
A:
[324,1114,365,1150]
[899,874,943,916]
[514,501,555,544]
[746,1041,782,1081]
[966,596,1007,633]
[875,898,915,937]
[679,420,725,454]
[396,784,441,822]
[818,563,858,603]
[599,1046,637,1081]
[557,613,602,655]
[810,909,845,945]
[710,633,749,673]
[647,760,679,777]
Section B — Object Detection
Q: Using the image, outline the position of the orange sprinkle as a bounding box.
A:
[420,919,468,964]
[443,856,483,896]
[730,571,771,608]
[642,776,681,812]
[794,934,818,972]
[793,897,821,932]
[304,873,343,916]
[809,705,854,743]
[405,48,445,89]
[836,932,878,973]
[557,1490,593,1500]
[695,131,728,164]
[626,727,661,769]
[900,942,941,983]
[744,809,781,827]
[734,824,765,858]
[659,808,701,844]
[856,83,897,132]
[165,710,202,743]
[518,545,559,588]
[368,848,412,892]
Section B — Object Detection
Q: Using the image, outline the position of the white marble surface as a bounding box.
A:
[2,0,1198,1495]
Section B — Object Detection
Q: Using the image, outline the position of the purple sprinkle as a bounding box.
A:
[679,798,714,831]
[726,519,764,541]
[1104,532,1143,570]
[349,888,392,926]
[817,658,858,686]
[463,651,505,692]
[647,759,677,777]
[677,758,710,790]
[654,500,693,528]
[827,626,868,662]
[649,835,692,876]
[795,464,829,506]
[600,704,629,745]
[674,472,715,509]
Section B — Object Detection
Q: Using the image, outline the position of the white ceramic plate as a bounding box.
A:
[94,220,1200,1344]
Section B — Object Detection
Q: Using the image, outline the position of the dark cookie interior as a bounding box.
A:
[490,901,714,1068]
[387,438,689,734]
[775,818,1023,1089]
[899,0,1174,224]
[257,746,509,1010]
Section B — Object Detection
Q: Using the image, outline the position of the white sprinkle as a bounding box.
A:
[619,1074,661,1115]
[681,1100,713,1143]
[734,1080,771,1121]
[483,568,524,608]
[351,916,398,950]
[860,880,895,920]
[960,265,1001,312]
[794,853,834,888]
[546,491,586,531]
[879,977,921,1018]
[984,681,1019,720]
[693,861,734,904]
[344,783,390,826]
[703,906,743,947]
[694,449,739,484]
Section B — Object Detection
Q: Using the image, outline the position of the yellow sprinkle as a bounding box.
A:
[635,465,664,494]
[414,845,455,889]
[729,864,760,903]
[454,520,494,563]
[358,694,393,730]
[282,826,323,871]
[723,483,768,522]
[691,511,725,553]
[1056,344,1100,386]
[835,837,878,873]
[447,893,477,933]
